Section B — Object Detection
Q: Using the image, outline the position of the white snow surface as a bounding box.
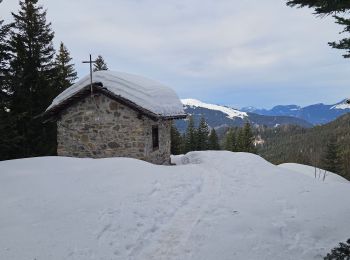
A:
[1,151,350,260]
[47,70,185,117]
[181,98,247,119]
[331,102,350,110]
[278,163,348,184]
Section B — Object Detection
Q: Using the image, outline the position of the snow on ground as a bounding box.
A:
[181,98,247,119]
[1,151,350,260]
[278,163,348,184]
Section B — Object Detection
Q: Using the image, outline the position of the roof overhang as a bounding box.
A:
[40,83,187,122]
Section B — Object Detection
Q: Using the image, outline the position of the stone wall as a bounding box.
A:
[57,93,172,164]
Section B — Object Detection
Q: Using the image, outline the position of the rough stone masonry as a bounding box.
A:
[57,93,172,165]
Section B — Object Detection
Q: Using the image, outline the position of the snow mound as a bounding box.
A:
[181,98,247,119]
[278,163,348,184]
[47,70,185,117]
[1,152,350,260]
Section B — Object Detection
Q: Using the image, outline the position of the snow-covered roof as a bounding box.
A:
[46,70,186,119]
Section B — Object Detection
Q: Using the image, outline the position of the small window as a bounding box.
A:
[152,126,159,150]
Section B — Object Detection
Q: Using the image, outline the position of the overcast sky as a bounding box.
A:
[1,0,349,108]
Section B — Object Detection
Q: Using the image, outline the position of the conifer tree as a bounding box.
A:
[7,0,57,158]
[170,123,183,155]
[322,138,342,173]
[184,116,197,153]
[242,122,257,153]
[324,238,350,260]
[53,42,77,94]
[287,0,350,58]
[196,117,209,151]
[340,149,350,179]
[224,129,236,152]
[0,19,10,91]
[0,13,21,160]
[93,55,108,71]
[181,132,186,154]
[208,128,220,150]
[236,128,245,151]
[0,20,9,105]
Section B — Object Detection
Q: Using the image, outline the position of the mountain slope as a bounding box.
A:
[257,113,350,179]
[177,99,312,132]
[0,152,349,259]
[242,99,350,125]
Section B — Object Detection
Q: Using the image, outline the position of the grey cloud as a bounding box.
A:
[0,0,349,107]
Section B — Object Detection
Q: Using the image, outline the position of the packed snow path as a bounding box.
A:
[0,151,349,260]
[134,154,223,260]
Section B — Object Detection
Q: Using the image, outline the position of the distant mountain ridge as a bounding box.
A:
[176,99,312,132]
[241,99,350,125]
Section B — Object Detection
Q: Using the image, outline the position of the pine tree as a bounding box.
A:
[208,128,220,150]
[171,123,183,155]
[0,19,9,104]
[242,122,257,153]
[0,16,21,160]
[93,55,108,71]
[184,116,197,153]
[7,0,57,158]
[322,138,342,173]
[53,42,77,94]
[224,129,236,152]
[0,19,10,89]
[287,0,350,58]
[324,238,350,260]
[196,117,209,150]
[236,128,245,151]
[340,149,350,179]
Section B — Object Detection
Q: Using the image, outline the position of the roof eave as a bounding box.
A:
[41,83,187,122]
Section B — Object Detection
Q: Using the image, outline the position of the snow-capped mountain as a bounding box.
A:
[331,101,350,110]
[241,99,350,125]
[177,99,312,132]
[181,99,247,119]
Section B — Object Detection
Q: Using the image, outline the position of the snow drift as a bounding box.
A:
[0,151,349,260]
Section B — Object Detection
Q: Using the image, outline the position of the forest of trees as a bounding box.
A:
[171,116,257,155]
[172,112,350,181]
[0,0,108,161]
[257,113,350,180]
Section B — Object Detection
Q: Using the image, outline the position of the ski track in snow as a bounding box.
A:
[91,160,223,260]
[133,161,223,260]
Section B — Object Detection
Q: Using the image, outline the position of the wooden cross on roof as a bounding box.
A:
[82,54,97,95]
